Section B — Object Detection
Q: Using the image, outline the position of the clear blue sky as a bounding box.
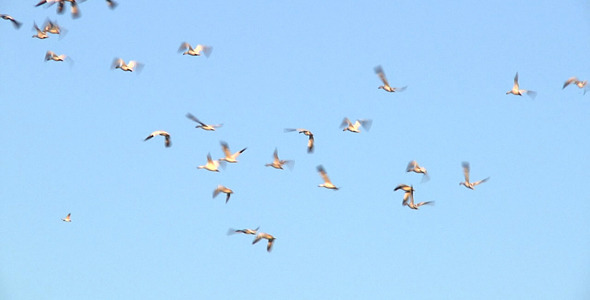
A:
[1,1,589,299]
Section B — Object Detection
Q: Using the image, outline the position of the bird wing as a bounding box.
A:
[473,177,489,186]
[186,113,206,126]
[374,65,390,86]
[406,160,417,172]
[513,72,519,90]
[340,118,352,128]
[220,142,232,157]
[307,135,314,153]
[178,42,190,52]
[111,58,123,69]
[207,153,213,164]
[317,165,332,184]
[359,119,372,131]
[225,193,231,203]
[563,77,577,89]
[267,239,274,252]
[462,162,470,183]
[164,135,171,147]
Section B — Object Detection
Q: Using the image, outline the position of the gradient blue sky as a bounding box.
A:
[1,1,590,299]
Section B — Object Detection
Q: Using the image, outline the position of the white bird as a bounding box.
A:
[32,22,49,39]
[112,58,143,72]
[506,72,536,98]
[186,113,222,131]
[284,128,314,153]
[341,118,372,133]
[44,50,68,62]
[563,77,588,93]
[459,162,489,190]
[265,148,292,170]
[1,14,22,29]
[61,213,71,222]
[406,160,429,181]
[178,42,213,57]
[394,184,414,206]
[405,192,434,210]
[317,165,339,190]
[144,130,171,147]
[228,226,259,235]
[198,153,221,172]
[375,65,406,93]
[42,19,65,36]
[219,141,246,163]
[252,232,276,252]
[213,185,233,203]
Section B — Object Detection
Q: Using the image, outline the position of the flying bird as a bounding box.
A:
[35,0,80,18]
[144,130,171,147]
[198,153,221,172]
[341,118,372,133]
[506,72,536,98]
[42,19,65,36]
[374,65,406,93]
[44,50,68,62]
[406,160,429,181]
[105,0,117,9]
[178,42,213,57]
[228,227,259,235]
[219,141,246,163]
[563,77,588,93]
[252,232,276,252]
[284,128,314,153]
[186,113,222,131]
[459,162,489,190]
[213,185,233,203]
[1,14,22,29]
[394,184,415,206]
[265,148,292,170]
[61,213,71,222]
[317,165,339,190]
[32,22,49,39]
[405,192,434,210]
[112,58,143,72]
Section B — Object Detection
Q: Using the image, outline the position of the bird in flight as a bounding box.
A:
[285,128,314,153]
[317,165,339,190]
[44,50,68,62]
[144,130,171,147]
[42,19,65,36]
[265,148,292,170]
[506,72,536,98]
[252,232,276,252]
[374,65,406,93]
[394,184,415,206]
[406,160,429,181]
[341,118,372,133]
[228,227,259,235]
[32,22,49,39]
[213,185,234,203]
[35,0,80,19]
[459,162,489,190]
[219,141,247,163]
[563,77,588,93]
[1,14,22,29]
[112,58,143,72]
[61,213,71,222]
[186,113,222,131]
[404,192,434,210]
[198,153,221,172]
[178,42,213,57]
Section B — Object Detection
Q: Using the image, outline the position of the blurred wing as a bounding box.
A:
[513,72,519,89]
[340,118,351,128]
[406,160,417,172]
[462,162,470,182]
[473,177,490,186]
[525,90,537,99]
[178,42,190,52]
[307,135,314,153]
[374,65,390,86]
[186,113,205,126]
[359,119,372,131]
[563,77,577,89]
[220,142,231,157]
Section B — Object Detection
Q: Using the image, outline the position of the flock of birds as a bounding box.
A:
[2,2,589,253]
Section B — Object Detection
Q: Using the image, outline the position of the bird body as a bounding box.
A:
[265,149,292,169]
[186,113,222,131]
[198,153,220,172]
[459,162,489,190]
[44,51,67,62]
[317,165,339,190]
[341,118,372,133]
[219,141,246,163]
[144,130,171,147]
[374,65,406,93]
[563,77,588,92]
[506,72,536,98]
[213,185,233,203]
[406,160,429,181]
[252,232,276,252]
[61,213,71,222]
[178,42,213,57]
[32,23,49,39]
[112,58,142,72]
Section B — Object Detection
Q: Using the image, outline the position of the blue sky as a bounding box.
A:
[1,1,590,299]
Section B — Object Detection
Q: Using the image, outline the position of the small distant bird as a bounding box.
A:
[44,50,67,62]
[563,77,588,93]
[144,130,171,147]
[252,232,276,252]
[265,148,292,170]
[178,42,213,57]
[341,118,372,133]
[284,128,314,153]
[35,0,80,18]
[405,192,434,210]
[61,213,71,222]
[317,165,339,190]
[111,58,143,72]
[459,162,489,190]
[32,22,49,39]
[394,184,415,206]
[406,160,429,181]
[1,14,22,29]
[374,65,406,93]
[198,153,221,172]
[506,72,536,98]
[43,19,64,35]
[219,141,247,163]
[213,185,233,203]
[186,113,222,131]
[106,0,117,9]
[228,226,259,235]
